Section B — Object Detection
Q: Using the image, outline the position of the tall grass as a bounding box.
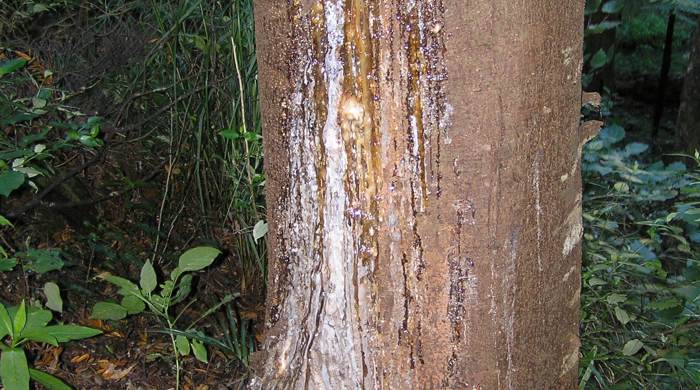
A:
[121,0,266,282]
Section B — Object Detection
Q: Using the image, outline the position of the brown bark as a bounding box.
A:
[677,18,700,154]
[252,1,588,388]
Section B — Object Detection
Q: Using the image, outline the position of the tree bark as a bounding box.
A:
[252,1,588,388]
[676,17,700,154]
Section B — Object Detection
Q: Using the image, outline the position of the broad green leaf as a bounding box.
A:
[178,247,221,272]
[253,220,268,243]
[0,258,17,272]
[0,348,29,390]
[606,293,627,305]
[599,124,625,144]
[97,273,139,295]
[121,295,145,315]
[614,306,630,325]
[22,307,52,333]
[19,328,58,346]
[191,339,208,363]
[12,301,26,337]
[91,302,127,321]
[0,303,13,339]
[140,261,158,294]
[0,58,28,77]
[29,369,71,390]
[590,48,608,70]
[22,249,63,274]
[0,171,25,197]
[622,339,644,356]
[43,282,63,313]
[623,142,649,156]
[175,335,190,356]
[42,325,102,342]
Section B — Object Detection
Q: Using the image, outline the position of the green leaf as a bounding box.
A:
[0,215,13,227]
[91,302,127,321]
[599,124,625,144]
[171,274,193,305]
[19,329,58,346]
[219,129,240,140]
[140,261,158,294]
[606,293,627,305]
[0,58,28,78]
[22,249,63,274]
[586,21,621,34]
[0,258,17,272]
[42,325,101,342]
[590,48,608,70]
[12,301,26,338]
[97,273,139,296]
[29,368,71,390]
[120,295,145,315]
[177,247,221,273]
[43,282,63,313]
[622,339,644,356]
[614,306,631,325]
[601,0,623,13]
[175,335,190,356]
[0,348,29,390]
[613,182,629,193]
[22,307,52,332]
[0,303,13,340]
[623,142,648,156]
[191,339,208,363]
[0,171,25,197]
[253,220,268,243]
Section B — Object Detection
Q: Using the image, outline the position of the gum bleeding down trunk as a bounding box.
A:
[251,1,593,388]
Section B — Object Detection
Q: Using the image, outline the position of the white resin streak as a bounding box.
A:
[317,1,362,388]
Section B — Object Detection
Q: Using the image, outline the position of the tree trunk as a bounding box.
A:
[252,1,588,388]
[677,17,700,154]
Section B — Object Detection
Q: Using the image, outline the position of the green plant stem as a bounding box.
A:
[166,317,181,390]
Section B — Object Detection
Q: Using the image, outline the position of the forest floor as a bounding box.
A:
[1,1,264,389]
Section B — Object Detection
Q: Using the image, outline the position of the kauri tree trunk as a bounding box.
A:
[252,1,589,388]
[677,17,700,154]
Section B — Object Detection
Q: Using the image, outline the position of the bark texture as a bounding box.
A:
[252,1,587,388]
[677,18,700,153]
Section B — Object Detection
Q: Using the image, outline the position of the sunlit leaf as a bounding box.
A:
[178,246,221,272]
[622,339,644,356]
[140,261,158,294]
[91,302,128,321]
[0,348,29,390]
[43,282,63,313]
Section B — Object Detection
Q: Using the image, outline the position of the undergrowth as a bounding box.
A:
[580,122,700,388]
